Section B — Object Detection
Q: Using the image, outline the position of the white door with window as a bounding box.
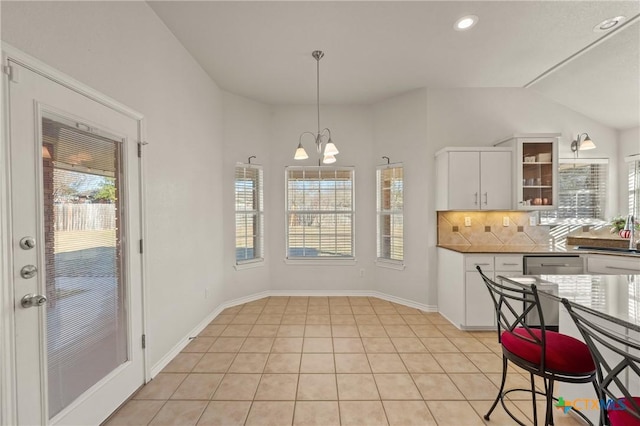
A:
[6,59,144,425]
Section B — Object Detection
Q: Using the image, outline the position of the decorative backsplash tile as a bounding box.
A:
[438,211,551,246]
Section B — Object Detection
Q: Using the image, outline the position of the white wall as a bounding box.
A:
[268,105,376,293]
[221,91,272,300]
[372,89,432,306]
[618,126,640,214]
[1,1,225,370]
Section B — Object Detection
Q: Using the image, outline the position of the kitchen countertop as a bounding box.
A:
[437,244,640,257]
[499,274,640,331]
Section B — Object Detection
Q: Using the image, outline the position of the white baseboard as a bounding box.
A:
[149,291,270,377]
[150,289,437,378]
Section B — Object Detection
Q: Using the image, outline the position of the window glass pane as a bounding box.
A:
[235,165,263,263]
[377,165,404,262]
[286,167,354,258]
[540,160,608,224]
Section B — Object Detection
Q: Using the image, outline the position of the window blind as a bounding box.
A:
[629,158,640,218]
[540,159,608,223]
[286,167,354,258]
[376,164,403,262]
[235,164,264,263]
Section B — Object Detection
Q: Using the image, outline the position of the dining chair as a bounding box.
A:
[561,298,640,426]
[476,266,597,425]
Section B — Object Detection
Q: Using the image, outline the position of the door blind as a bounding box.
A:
[42,112,127,418]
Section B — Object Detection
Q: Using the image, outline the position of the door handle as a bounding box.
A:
[20,265,37,279]
[484,192,488,205]
[474,192,478,205]
[21,293,47,308]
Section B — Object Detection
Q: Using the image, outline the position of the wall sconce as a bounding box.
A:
[570,133,596,157]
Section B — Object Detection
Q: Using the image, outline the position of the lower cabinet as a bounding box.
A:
[438,248,523,329]
[586,254,640,274]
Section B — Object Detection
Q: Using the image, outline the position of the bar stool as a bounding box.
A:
[562,298,640,426]
[476,266,597,425]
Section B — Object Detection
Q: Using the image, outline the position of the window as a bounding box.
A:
[540,158,608,224]
[235,164,263,265]
[286,167,354,259]
[628,156,640,218]
[376,164,404,265]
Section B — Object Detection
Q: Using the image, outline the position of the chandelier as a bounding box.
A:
[293,50,339,164]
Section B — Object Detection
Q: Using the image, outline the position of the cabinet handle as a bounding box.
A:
[474,192,478,205]
[605,266,639,272]
[540,263,570,267]
[500,263,520,266]
[484,192,488,205]
[474,263,491,266]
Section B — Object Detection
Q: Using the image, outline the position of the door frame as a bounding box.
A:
[0,43,150,425]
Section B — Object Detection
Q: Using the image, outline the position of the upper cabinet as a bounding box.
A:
[495,134,559,211]
[436,148,512,210]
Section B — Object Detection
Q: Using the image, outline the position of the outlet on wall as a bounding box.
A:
[503,217,509,227]
[464,217,471,227]
[529,216,537,226]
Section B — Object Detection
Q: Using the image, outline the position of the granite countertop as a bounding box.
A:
[500,274,640,331]
[437,244,640,257]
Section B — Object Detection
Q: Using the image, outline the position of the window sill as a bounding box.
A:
[234,260,265,271]
[375,260,405,271]
[284,258,357,266]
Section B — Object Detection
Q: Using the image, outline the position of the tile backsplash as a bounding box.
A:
[438,211,550,246]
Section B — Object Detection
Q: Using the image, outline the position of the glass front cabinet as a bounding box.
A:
[496,134,559,210]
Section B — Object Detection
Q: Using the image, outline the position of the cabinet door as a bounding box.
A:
[448,152,480,209]
[465,270,496,328]
[587,255,640,274]
[480,151,512,209]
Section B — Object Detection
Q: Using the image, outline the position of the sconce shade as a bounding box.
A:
[324,141,339,156]
[322,154,336,164]
[580,136,596,150]
[294,143,309,160]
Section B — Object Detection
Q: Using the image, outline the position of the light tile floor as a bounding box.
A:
[104,296,584,426]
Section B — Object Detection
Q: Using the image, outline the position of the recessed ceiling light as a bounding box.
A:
[454,15,478,31]
[593,16,626,32]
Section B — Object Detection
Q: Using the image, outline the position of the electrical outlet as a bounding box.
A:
[529,216,537,226]
[360,269,365,277]
[503,217,509,227]
[464,217,471,227]
[204,287,209,299]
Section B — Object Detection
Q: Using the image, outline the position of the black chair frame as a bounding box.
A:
[562,298,640,426]
[477,266,597,426]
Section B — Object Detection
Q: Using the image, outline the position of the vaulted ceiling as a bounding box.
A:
[149,1,640,130]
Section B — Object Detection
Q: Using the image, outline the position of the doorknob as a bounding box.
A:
[19,236,36,250]
[20,265,37,279]
[21,293,47,308]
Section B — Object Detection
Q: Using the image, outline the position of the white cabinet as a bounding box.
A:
[435,148,512,210]
[586,254,640,274]
[437,249,523,329]
[495,133,559,210]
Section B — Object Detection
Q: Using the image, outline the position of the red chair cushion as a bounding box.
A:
[608,397,640,426]
[501,327,595,374]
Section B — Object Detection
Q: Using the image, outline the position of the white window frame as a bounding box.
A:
[285,166,356,264]
[376,163,404,270]
[627,154,640,218]
[234,163,264,269]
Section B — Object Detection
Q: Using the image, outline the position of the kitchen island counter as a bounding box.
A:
[499,274,640,331]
